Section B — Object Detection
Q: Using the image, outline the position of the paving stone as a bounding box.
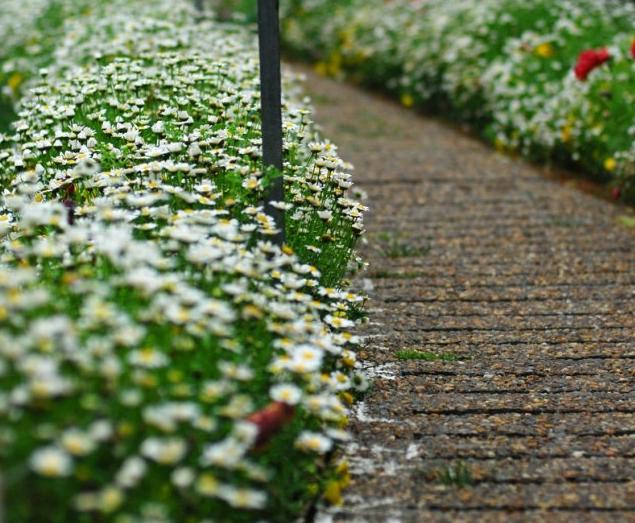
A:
[297,67,635,522]
[320,509,635,523]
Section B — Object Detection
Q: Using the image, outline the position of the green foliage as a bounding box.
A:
[0,0,366,520]
[395,350,462,362]
[437,462,474,488]
[374,232,430,258]
[229,0,635,202]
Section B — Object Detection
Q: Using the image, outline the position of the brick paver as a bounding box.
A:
[296,68,635,522]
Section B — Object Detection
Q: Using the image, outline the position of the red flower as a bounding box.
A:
[574,48,611,81]
[246,401,295,449]
[631,39,635,59]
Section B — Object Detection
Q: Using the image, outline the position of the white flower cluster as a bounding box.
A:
[0,0,49,89]
[0,0,366,520]
[277,0,635,197]
[0,0,100,100]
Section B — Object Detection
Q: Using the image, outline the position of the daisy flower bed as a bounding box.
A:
[234,0,635,201]
[0,0,367,521]
[0,0,102,129]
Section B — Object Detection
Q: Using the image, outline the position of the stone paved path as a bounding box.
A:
[297,69,635,523]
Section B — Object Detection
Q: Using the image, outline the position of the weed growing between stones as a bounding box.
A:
[369,270,420,280]
[437,462,474,488]
[395,350,463,362]
[375,232,431,259]
[414,461,475,488]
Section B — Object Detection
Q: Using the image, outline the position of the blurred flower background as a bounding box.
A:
[226,0,635,200]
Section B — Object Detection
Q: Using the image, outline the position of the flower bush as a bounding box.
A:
[0,0,366,520]
[0,0,50,99]
[0,0,98,129]
[232,0,635,200]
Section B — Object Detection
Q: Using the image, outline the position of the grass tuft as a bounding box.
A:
[437,462,474,488]
[375,232,431,258]
[370,270,420,279]
[395,350,463,361]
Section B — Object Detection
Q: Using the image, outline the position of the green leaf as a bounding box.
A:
[617,215,635,228]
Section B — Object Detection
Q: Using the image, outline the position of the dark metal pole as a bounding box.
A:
[257,0,285,246]
[0,472,4,523]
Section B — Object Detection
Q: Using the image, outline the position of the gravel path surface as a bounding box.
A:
[297,68,635,523]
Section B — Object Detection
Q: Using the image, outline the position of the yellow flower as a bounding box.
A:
[494,137,506,153]
[336,415,349,428]
[341,353,356,368]
[7,72,23,93]
[139,373,158,388]
[99,487,123,513]
[323,480,343,506]
[62,430,95,456]
[535,42,555,58]
[560,125,572,143]
[168,369,183,383]
[336,460,349,476]
[327,52,342,76]
[242,304,264,319]
[604,157,617,172]
[339,391,354,405]
[340,27,355,50]
[62,272,78,285]
[314,62,328,76]
[401,93,415,108]
[117,422,134,438]
[196,473,219,497]
[336,461,351,487]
